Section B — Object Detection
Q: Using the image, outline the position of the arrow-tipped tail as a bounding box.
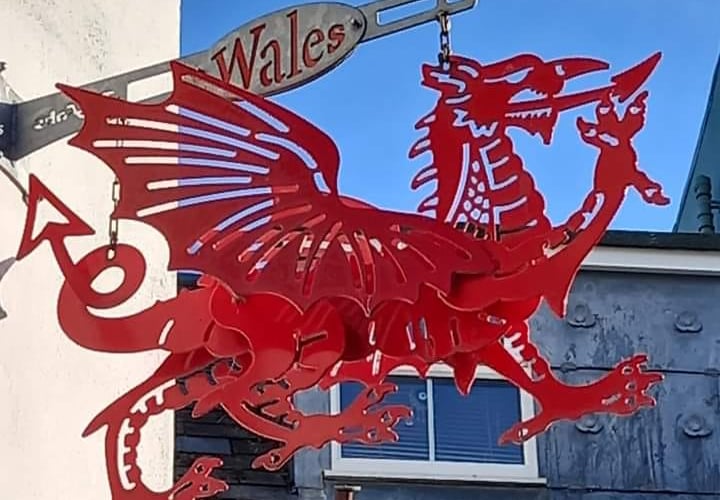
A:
[16,175,94,261]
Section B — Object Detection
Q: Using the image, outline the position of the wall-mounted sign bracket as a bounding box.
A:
[0,102,15,160]
[0,77,27,203]
[0,0,477,164]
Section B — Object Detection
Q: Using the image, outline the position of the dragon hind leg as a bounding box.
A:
[474,321,662,444]
[86,351,229,500]
[205,304,411,472]
[232,380,412,472]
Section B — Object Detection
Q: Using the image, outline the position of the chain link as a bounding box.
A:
[437,11,452,71]
[106,117,128,260]
[107,177,120,260]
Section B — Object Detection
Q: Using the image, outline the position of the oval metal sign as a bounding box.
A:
[203,3,366,96]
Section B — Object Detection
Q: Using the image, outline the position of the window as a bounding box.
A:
[327,364,541,483]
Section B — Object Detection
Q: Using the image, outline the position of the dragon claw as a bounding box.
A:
[169,456,228,500]
[497,354,662,446]
[641,187,671,206]
[498,421,537,446]
[252,449,290,472]
[344,404,412,445]
[601,354,663,415]
[576,115,601,144]
[365,383,399,405]
[341,384,411,444]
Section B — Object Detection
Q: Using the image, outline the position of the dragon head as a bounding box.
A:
[420,52,661,145]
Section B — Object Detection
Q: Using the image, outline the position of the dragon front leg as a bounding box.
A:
[474,321,662,445]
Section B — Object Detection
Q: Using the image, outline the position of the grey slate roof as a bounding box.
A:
[674,54,720,233]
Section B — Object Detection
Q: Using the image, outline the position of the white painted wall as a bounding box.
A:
[0,1,180,498]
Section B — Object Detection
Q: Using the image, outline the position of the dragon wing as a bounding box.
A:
[59,62,501,311]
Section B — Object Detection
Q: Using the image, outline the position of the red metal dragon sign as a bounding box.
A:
[12,12,669,500]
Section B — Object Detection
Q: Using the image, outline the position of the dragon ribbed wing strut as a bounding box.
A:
[59,61,506,311]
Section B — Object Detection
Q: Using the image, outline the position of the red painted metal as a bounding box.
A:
[57,63,509,312]
[15,51,670,498]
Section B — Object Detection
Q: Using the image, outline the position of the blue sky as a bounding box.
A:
[181,0,720,231]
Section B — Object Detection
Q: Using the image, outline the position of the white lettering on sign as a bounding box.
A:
[33,103,84,131]
[33,91,116,131]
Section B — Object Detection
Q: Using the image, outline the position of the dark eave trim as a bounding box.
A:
[600,229,720,251]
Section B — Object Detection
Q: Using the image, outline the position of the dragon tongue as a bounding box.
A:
[547,52,661,115]
[611,52,662,102]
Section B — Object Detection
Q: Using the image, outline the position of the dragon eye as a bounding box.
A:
[629,106,642,115]
[485,67,531,84]
[504,68,532,84]
[457,64,479,78]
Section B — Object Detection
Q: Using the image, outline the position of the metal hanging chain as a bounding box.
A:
[107,115,128,260]
[437,11,452,71]
[107,176,120,260]
[107,119,123,260]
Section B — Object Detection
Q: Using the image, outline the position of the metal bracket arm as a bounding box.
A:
[359,0,476,41]
[2,0,477,162]
[3,51,205,162]
[0,102,14,157]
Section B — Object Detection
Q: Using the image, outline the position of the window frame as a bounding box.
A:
[326,363,543,483]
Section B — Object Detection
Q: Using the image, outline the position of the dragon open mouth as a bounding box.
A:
[506,107,552,119]
[420,52,661,147]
